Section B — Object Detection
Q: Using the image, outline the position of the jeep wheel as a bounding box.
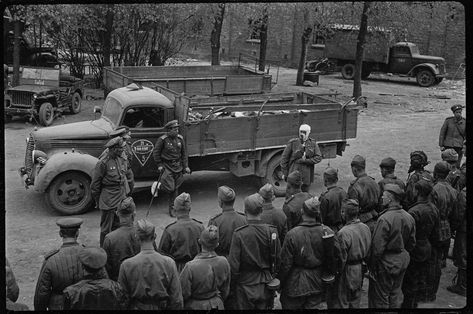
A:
[259,155,286,197]
[416,70,435,87]
[46,171,94,215]
[341,63,355,80]
[70,92,82,114]
[38,102,54,126]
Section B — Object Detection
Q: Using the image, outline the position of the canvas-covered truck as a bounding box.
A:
[103,64,273,97]
[19,83,362,215]
[324,24,447,87]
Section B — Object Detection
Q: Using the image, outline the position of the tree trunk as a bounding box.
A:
[103,4,114,67]
[12,19,22,87]
[296,27,312,86]
[290,4,298,66]
[258,7,268,72]
[210,4,225,66]
[352,1,371,99]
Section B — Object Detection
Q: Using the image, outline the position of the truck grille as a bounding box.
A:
[9,91,34,108]
[25,134,35,177]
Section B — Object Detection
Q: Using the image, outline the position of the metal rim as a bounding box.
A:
[54,175,87,207]
[417,70,435,87]
[71,93,81,113]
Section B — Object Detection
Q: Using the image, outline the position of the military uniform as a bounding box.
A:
[401,201,439,308]
[158,217,204,272]
[327,219,371,309]
[208,209,247,257]
[279,220,332,309]
[368,203,416,308]
[319,186,347,233]
[118,249,183,310]
[378,174,406,193]
[261,202,288,244]
[180,251,231,309]
[283,191,312,230]
[446,168,462,190]
[404,169,433,210]
[227,220,281,310]
[439,115,465,166]
[347,174,381,233]
[281,137,322,191]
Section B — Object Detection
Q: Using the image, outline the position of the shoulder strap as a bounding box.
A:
[455,122,465,139]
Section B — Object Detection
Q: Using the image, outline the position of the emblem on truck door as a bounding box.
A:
[131,139,154,166]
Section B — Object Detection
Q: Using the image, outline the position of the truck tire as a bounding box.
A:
[38,102,55,126]
[70,92,82,114]
[341,63,355,80]
[259,156,286,197]
[416,69,435,87]
[45,171,94,215]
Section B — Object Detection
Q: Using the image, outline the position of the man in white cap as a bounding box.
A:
[281,123,322,193]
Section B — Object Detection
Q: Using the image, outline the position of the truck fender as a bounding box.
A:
[255,149,284,177]
[407,63,440,77]
[34,152,98,193]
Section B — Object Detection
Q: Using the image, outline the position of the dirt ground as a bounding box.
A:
[4,62,466,310]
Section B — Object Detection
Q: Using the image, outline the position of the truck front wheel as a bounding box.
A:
[45,171,94,215]
[38,102,55,126]
[416,70,435,87]
[341,64,355,80]
[259,156,286,197]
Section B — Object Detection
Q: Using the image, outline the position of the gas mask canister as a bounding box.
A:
[299,124,311,143]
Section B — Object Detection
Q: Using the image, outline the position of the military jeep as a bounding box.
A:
[5,67,84,126]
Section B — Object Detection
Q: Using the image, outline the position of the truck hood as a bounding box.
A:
[8,84,57,93]
[33,118,113,141]
[413,55,445,64]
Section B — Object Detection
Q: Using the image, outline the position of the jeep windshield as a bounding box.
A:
[101,96,122,126]
[410,45,420,55]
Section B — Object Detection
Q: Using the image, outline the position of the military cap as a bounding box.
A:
[351,155,366,168]
[259,183,275,201]
[79,247,107,270]
[244,193,264,215]
[164,120,179,129]
[217,186,236,202]
[380,157,396,169]
[117,196,136,215]
[323,167,338,179]
[287,170,302,186]
[199,225,219,249]
[383,183,405,200]
[410,151,428,165]
[110,126,130,138]
[174,192,191,212]
[451,104,464,112]
[434,161,451,175]
[441,149,459,162]
[302,196,321,216]
[56,217,83,229]
[105,136,124,149]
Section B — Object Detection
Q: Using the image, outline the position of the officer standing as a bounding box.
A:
[158,192,204,273]
[102,197,140,281]
[259,183,288,244]
[152,119,191,217]
[280,123,322,192]
[34,218,85,310]
[279,197,333,309]
[63,247,128,310]
[439,104,465,167]
[118,219,183,310]
[179,226,231,309]
[368,184,416,308]
[227,193,281,310]
[327,199,371,309]
[99,126,133,168]
[91,137,134,247]
[347,155,381,233]
[319,167,347,233]
[208,186,247,257]
[404,151,433,210]
[283,170,312,230]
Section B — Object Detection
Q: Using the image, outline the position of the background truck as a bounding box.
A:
[5,67,84,126]
[19,83,361,215]
[324,24,447,87]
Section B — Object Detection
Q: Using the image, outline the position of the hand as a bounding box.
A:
[158,166,164,173]
[185,167,191,174]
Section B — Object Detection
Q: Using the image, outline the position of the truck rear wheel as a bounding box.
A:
[341,63,355,80]
[70,92,82,114]
[38,102,54,126]
[45,171,94,215]
[259,156,286,197]
[416,70,435,87]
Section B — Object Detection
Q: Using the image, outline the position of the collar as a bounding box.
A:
[262,203,274,210]
[384,173,397,179]
[379,203,403,216]
[61,240,79,247]
[345,218,361,225]
[247,219,264,225]
[298,219,321,227]
[357,173,368,179]
[196,251,218,259]
[119,221,133,227]
[176,216,191,221]
[221,207,236,213]
[326,185,339,191]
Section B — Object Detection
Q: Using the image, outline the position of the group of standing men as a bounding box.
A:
[15,104,465,310]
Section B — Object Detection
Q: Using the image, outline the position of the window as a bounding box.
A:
[312,32,326,45]
[393,46,411,56]
[122,106,165,129]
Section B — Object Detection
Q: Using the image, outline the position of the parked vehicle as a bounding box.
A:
[5,67,84,126]
[19,83,362,215]
[324,24,447,87]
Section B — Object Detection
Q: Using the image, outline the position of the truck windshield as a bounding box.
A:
[102,96,122,126]
[410,45,420,55]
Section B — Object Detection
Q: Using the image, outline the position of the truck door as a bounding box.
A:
[120,105,167,179]
[389,45,412,74]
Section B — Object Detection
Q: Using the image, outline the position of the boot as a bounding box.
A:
[447,269,466,297]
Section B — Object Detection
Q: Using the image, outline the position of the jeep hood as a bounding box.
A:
[33,118,113,141]
[8,84,58,93]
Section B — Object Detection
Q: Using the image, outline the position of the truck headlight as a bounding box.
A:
[32,94,38,99]
[32,150,48,164]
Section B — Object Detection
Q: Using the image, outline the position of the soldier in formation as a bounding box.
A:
[259,183,288,244]
[319,167,347,233]
[283,170,312,230]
